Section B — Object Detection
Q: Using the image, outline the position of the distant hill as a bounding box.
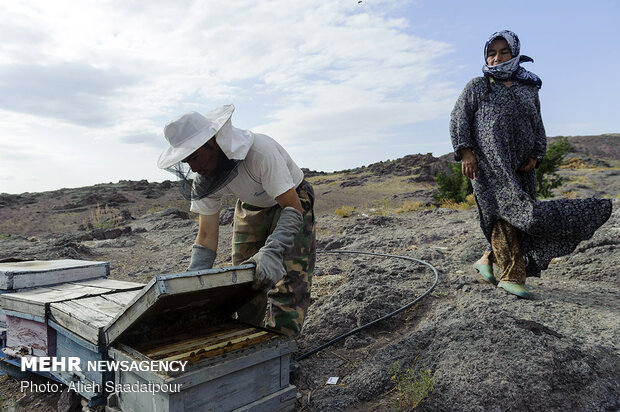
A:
[549,133,620,160]
[439,133,620,161]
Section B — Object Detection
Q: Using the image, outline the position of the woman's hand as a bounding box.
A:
[518,157,537,172]
[460,148,479,179]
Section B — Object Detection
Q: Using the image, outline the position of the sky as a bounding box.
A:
[1,0,618,194]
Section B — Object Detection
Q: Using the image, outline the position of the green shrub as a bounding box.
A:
[390,362,434,411]
[436,137,572,202]
[537,136,572,198]
[434,162,472,203]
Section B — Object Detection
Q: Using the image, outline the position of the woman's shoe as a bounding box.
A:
[498,281,532,299]
[473,264,498,285]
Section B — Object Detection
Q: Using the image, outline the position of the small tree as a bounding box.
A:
[434,162,472,203]
[537,136,572,198]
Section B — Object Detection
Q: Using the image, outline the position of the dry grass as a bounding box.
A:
[86,204,122,229]
[562,190,579,199]
[560,158,595,169]
[439,193,476,210]
[307,173,434,216]
[334,205,355,218]
[396,200,429,214]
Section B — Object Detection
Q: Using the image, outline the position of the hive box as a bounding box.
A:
[0,260,109,291]
[48,286,143,405]
[1,278,142,358]
[0,260,109,327]
[105,265,297,412]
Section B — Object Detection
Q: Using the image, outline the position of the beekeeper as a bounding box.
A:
[157,104,315,336]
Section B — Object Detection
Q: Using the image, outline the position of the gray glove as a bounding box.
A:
[246,207,303,289]
[187,244,216,271]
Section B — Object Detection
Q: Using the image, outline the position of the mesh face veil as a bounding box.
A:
[165,146,241,201]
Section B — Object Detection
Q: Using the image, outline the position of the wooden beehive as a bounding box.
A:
[0,260,109,291]
[48,286,143,405]
[105,265,297,412]
[0,278,143,357]
[0,260,109,327]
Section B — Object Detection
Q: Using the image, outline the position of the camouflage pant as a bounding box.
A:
[232,180,315,336]
[490,220,526,285]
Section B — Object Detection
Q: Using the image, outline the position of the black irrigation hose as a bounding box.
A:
[295,249,439,361]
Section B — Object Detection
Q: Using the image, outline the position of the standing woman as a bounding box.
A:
[450,30,612,298]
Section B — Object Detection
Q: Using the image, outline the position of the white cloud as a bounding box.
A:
[0,0,457,193]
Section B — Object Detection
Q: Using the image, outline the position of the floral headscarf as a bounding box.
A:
[482,30,542,89]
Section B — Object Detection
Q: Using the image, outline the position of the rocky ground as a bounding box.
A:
[0,134,618,411]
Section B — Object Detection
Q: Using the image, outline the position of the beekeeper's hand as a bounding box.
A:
[187,244,216,271]
[245,207,303,289]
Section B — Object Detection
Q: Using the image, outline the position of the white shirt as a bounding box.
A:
[190,133,304,215]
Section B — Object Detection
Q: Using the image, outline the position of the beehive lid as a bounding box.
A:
[1,278,144,319]
[104,264,256,345]
[0,259,109,290]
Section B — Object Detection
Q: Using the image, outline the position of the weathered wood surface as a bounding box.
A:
[143,326,258,358]
[110,336,296,412]
[51,325,113,403]
[0,260,109,290]
[104,264,255,345]
[0,279,143,318]
[163,330,271,362]
[5,314,56,356]
[100,290,139,307]
[128,323,276,364]
[70,278,140,290]
[235,385,297,412]
[50,290,140,344]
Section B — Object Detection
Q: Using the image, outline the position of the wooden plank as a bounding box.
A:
[3,284,107,304]
[45,282,111,294]
[1,299,46,317]
[52,300,113,328]
[115,369,170,412]
[235,384,297,412]
[101,290,140,307]
[69,296,125,318]
[143,327,258,359]
[49,319,100,353]
[69,278,144,291]
[104,284,160,345]
[0,273,9,290]
[0,260,109,290]
[52,330,112,397]
[49,304,102,345]
[161,266,254,295]
[0,283,123,318]
[173,353,283,411]
[50,289,140,344]
[0,287,56,300]
[161,331,270,362]
[5,315,56,356]
[2,309,45,323]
